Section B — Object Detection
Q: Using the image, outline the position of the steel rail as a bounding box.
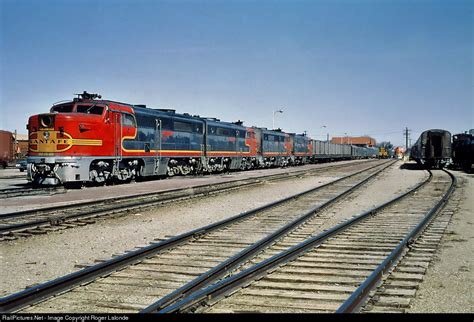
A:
[0,159,373,221]
[157,169,434,313]
[0,186,65,199]
[0,180,256,234]
[0,161,377,235]
[141,160,396,312]
[0,160,387,312]
[336,169,456,313]
[0,174,25,179]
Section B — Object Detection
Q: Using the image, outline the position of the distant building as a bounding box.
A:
[14,133,29,158]
[331,136,376,147]
[0,131,28,165]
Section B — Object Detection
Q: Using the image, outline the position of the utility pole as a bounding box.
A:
[321,125,329,142]
[14,130,17,159]
[273,109,284,130]
[404,127,411,151]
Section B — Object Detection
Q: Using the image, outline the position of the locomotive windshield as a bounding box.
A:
[76,104,104,115]
[51,104,74,113]
[50,103,104,115]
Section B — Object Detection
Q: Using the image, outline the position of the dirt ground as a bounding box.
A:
[407,171,474,313]
[0,160,366,214]
[4,161,471,314]
[0,165,341,295]
[0,160,425,296]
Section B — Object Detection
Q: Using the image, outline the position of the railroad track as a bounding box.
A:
[0,161,361,200]
[0,174,27,180]
[153,169,455,313]
[0,159,394,312]
[0,159,377,241]
[362,199,459,313]
[0,186,66,199]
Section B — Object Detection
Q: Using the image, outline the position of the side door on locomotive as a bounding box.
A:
[107,104,138,180]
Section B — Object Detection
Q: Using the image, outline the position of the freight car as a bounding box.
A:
[452,130,474,171]
[410,129,452,168]
[0,130,13,168]
[311,140,349,161]
[310,141,376,161]
[27,92,377,185]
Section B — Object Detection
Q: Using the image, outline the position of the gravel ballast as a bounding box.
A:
[0,161,425,297]
[407,171,474,313]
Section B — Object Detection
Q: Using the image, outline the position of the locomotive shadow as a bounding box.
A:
[10,182,32,188]
[448,166,474,175]
[399,162,425,171]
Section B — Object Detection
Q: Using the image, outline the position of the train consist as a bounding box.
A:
[410,129,452,168]
[452,129,474,170]
[26,92,378,185]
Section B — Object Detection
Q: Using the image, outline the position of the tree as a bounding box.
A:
[377,141,393,150]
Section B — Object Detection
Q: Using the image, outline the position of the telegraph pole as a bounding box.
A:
[404,127,411,151]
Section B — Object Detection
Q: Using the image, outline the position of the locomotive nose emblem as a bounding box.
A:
[29,130,102,153]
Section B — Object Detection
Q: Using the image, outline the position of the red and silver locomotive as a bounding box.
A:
[27,92,373,186]
[27,92,308,185]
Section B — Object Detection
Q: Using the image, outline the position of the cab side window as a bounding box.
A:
[123,114,136,127]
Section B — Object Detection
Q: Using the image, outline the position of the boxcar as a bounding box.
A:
[0,130,13,168]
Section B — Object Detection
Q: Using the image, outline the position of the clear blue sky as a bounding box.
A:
[1,0,472,146]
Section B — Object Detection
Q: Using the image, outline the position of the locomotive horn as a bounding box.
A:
[75,91,102,100]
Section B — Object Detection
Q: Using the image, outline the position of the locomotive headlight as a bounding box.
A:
[40,115,54,128]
